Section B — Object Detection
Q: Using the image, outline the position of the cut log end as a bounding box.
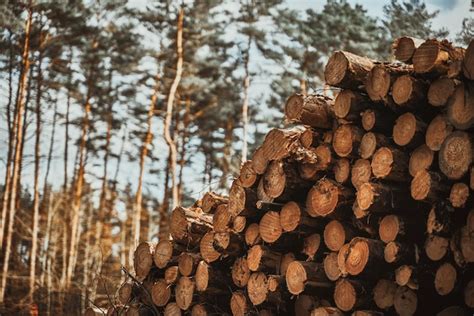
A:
[154,240,173,269]
[239,161,257,188]
[259,211,282,243]
[134,242,155,281]
[323,252,341,281]
[373,279,396,309]
[334,158,350,184]
[232,257,250,288]
[280,201,301,232]
[439,131,473,180]
[379,215,401,243]
[195,260,209,292]
[344,238,370,276]
[175,276,195,310]
[324,220,346,252]
[164,303,181,316]
[425,235,449,261]
[393,113,417,147]
[151,279,171,307]
[245,223,261,246]
[449,183,469,208]
[434,262,457,296]
[366,65,391,101]
[200,232,220,263]
[409,144,434,177]
[230,291,248,316]
[428,78,456,107]
[359,132,376,159]
[427,115,453,151]
[410,169,434,201]
[351,159,372,189]
[394,286,418,316]
[334,279,357,312]
[247,272,268,305]
[394,37,423,62]
[286,261,308,295]
[371,147,394,179]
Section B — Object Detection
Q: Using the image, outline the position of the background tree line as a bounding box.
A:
[0,0,471,314]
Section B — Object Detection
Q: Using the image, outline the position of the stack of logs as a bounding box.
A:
[86,37,474,316]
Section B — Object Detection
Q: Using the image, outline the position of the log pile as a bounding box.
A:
[95,37,474,316]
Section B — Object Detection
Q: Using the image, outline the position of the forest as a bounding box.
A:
[0,0,473,315]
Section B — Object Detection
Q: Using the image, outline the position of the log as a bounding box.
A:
[191,304,207,316]
[165,265,180,285]
[263,160,311,201]
[426,116,453,153]
[427,201,454,236]
[154,239,178,269]
[393,112,426,148]
[286,260,331,295]
[178,252,200,277]
[333,158,350,184]
[323,220,355,252]
[230,291,249,316]
[434,262,457,296]
[247,245,281,273]
[449,183,469,208]
[232,257,251,288]
[408,144,434,177]
[351,159,372,189]
[323,252,341,281]
[395,265,418,289]
[337,243,350,277]
[245,223,261,246]
[332,124,363,158]
[379,214,413,243]
[447,82,474,130]
[170,207,212,246]
[344,237,385,276]
[200,231,220,263]
[306,178,354,217]
[228,179,258,217]
[359,132,390,160]
[247,272,269,305]
[201,192,228,213]
[195,260,221,292]
[151,279,171,307]
[460,226,474,263]
[360,108,396,134]
[285,93,335,129]
[118,282,133,305]
[259,211,282,243]
[175,276,195,310]
[303,233,322,260]
[412,39,464,75]
[325,51,374,90]
[463,39,474,80]
[427,78,457,107]
[439,131,473,180]
[252,146,268,175]
[164,303,181,316]
[239,161,258,188]
[410,170,447,202]
[280,201,322,232]
[384,241,419,265]
[294,295,319,316]
[392,75,428,109]
[366,63,412,102]
[356,182,407,213]
[371,146,408,181]
[213,204,231,233]
[134,242,155,282]
[334,90,371,121]
[393,37,424,63]
[393,286,417,316]
[232,216,246,233]
[425,235,449,261]
[333,279,367,312]
[373,279,396,310]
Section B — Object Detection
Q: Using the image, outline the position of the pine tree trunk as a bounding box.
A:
[29,32,45,301]
[177,96,191,202]
[241,35,251,163]
[0,6,32,303]
[163,7,184,209]
[221,115,234,188]
[130,73,160,268]
[160,153,171,241]
[0,30,16,250]
[63,51,73,192]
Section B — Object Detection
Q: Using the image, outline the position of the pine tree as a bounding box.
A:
[457,18,474,46]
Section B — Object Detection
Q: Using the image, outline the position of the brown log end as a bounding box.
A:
[447,83,474,130]
[434,262,457,296]
[334,90,357,118]
[334,158,350,184]
[154,239,174,269]
[412,39,446,73]
[195,260,210,292]
[428,78,456,107]
[306,179,341,217]
[410,169,434,201]
[392,75,416,106]
[151,279,171,307]
[280,201,301,232]
[165,265,179,285]
[191,304,207,316]
[337,243,350,277]
[366,65,391,101]
[213,204,231,233]
[371,147,394,179]
[425,115,453,151]
[232,216,247,233]
[344,238,370,275]
[230,291,248,316]
[259,211,282,243]
[286,261,307,295]
[303,233,321,260]
[450,183,469,208]
[324,220,347,252]
[263,160,286,198]
[373,279,396,310]
[439,131,473,180]
[425,235,449,261]
[247,272,268,305]
[164,303,181,316]
[245,223,261,246]
[175,276,195,310]
[394,37,423,62]
[334,279,357,312]
[280,252,295,277]
[359,132,376,159]
[394,286,417,316]
[351,159,372,189]
[200,232,220,263]
[409,144,434,177]
[379,215,401,243]
[118,282,133,305]
[239,161,257,188]
[232,257,251,288]
[178,253,196,277]
[361,109,375,132]
[356,182,375,212]
[252,146,269,175]
[323,252,341,281]
[393,112,417,147]
[333,124,360,157]
[395,265,415,288]
[134,242,155,281]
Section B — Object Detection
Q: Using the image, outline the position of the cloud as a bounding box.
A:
[429,0,458,10]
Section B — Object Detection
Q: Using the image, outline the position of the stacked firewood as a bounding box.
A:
[91,37,474,316]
